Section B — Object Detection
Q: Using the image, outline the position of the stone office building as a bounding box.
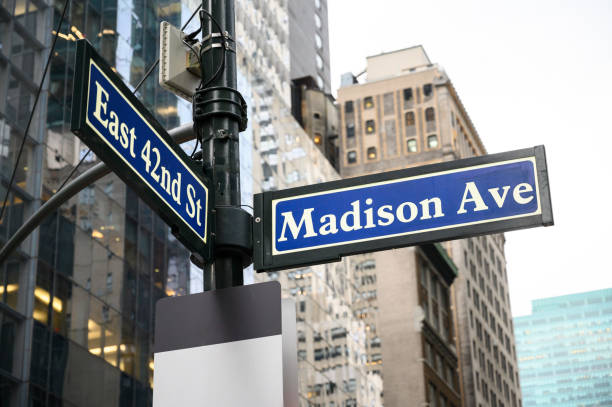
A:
[376,243,461,407]
[337,46,523,407]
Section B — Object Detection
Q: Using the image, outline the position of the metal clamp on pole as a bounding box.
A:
[214,206,252,267]
[193,88,247,141]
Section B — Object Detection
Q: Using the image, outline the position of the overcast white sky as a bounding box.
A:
[328,0,612,316]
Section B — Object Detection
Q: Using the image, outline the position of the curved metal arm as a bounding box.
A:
[0,123,195,265]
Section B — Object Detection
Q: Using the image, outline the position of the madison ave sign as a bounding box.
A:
[68,41,554,275]
[71,40,211,260]
[254,146,553,272]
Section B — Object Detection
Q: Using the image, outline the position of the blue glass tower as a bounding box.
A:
[514,289,612,406]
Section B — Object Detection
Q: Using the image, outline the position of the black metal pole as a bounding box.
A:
[194,0,250,290]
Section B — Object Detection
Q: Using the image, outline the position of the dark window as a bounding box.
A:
[347,151,357,164]
[425,107,435,122]
[405,111,415,126]
[364,96,374,109]
[33,264,53,326]
[346,124,355,138]
[0,315,16,373]
[403,88,413,101]
[365,120,375,134]
[313,112,321,120]
[366,147,377,160]
[345,101,354,113]
[30,321,50,387]
[424,84,433,97]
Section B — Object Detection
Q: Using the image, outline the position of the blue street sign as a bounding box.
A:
[71,40,210,258]
[254,146,553,272]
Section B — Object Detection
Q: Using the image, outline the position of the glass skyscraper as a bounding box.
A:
[0,1,191,406]
[514,289,612,406]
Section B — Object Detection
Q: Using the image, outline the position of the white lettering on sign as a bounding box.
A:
[457,182,535,214]
[277,180,537,243]
[186,184,203,226]
[278,208,317,242]
[513,183,534,204]
[457,182,489,214]
[277,196,443,241]
[488,186,510,208]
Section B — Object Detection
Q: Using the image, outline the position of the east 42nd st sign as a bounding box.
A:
[71,40,211,260]
[254,146,553,272]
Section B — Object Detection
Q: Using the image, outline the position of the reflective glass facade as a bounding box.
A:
[514,289,612,406]
[0,0,190,406]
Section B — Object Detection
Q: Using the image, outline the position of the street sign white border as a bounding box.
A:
[271,156,541,255]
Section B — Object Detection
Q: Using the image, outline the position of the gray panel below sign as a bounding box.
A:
[153,281,286,407]
[153,335,283,406]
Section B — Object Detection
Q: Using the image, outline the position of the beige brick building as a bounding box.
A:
[337,46,523,407]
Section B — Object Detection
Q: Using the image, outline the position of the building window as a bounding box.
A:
[316,75,324,90]
[428,135,439,148]
[424,83,433,97]
[405,111,416,137]
[347,150,357,164]
[407,138,417,152]
[403,88,413,101]
[314,13,322,29]
[365,120,375,134]
[425,107,435,122]
[425,107,437,132]
[405,111,415,126]
[364,96,374,109]
[346,124,355,138]
[313,112,321,120]
[106,272,113,291]
[366,147,377,160]
[314,133,322,145]
[428,382,438,406]
[345,101,354,114]
[315,0,321,9]
[315,33,322,49]
[316,54,324,70]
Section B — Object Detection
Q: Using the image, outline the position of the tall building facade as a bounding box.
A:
[287,0,337,171]
[514,289,612,406]
[0,1,192,406]
[290,76,340,171]
[375,243,461,407]
[288,0,330,92]
[337,46,523,407]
